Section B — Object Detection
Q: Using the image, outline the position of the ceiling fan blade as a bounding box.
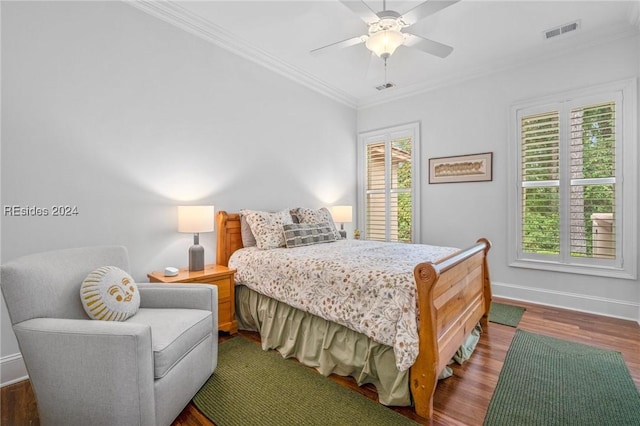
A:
[401,0,460,26]
[339,0,379,24]
[404,33,454,58]
[310,35,366,56]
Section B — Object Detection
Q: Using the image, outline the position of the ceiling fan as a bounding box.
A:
[311,0,459,60]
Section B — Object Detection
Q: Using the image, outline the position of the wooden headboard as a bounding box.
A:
[216,211,244,266]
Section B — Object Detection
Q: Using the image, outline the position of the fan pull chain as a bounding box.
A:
[384,58,388,84]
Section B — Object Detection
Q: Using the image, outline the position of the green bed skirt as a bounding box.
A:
[235,284,481,407]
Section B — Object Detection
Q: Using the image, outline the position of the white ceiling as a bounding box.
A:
[132,1,640,108]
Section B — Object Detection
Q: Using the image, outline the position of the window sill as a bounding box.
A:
[509,259,636,280]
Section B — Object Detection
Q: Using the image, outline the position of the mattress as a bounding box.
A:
[228,239,458,371]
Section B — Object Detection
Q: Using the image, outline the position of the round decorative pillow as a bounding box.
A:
[81,266,140,321]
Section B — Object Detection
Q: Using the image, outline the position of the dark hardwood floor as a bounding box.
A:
[3,298,639,426]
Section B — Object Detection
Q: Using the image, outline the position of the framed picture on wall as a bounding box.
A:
[428,152,493,184]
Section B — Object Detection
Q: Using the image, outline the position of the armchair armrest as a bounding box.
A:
[13,318,156,425]
[137,283,218,312]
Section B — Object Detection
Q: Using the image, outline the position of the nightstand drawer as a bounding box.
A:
[211,277,231,300]
[218,301,231,326]
[147,264,237,334]
[188,277,231,299]
[187,275,220,284]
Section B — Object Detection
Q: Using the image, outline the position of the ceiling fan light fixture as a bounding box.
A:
[365,29,404,59]
[311,1,456,60]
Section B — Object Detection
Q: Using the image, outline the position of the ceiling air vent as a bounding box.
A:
[544,20,580,40]
[376,82,395,91]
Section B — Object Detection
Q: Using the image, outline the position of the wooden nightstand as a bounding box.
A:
[147,264,238,334]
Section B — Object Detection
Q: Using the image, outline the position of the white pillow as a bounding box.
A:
[241,209,293,250]
[81,266,140,321]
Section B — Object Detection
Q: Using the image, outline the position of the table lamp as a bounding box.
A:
[178,205,214,271]
[331,205,352,239]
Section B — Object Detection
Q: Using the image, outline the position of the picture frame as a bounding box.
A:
[428,152,493,184]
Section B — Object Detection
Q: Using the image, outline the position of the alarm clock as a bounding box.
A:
[164,267,179,277]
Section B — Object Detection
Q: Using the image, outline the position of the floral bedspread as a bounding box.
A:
[228,239,458,371]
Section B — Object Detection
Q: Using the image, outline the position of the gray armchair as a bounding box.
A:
[1,246,218,426]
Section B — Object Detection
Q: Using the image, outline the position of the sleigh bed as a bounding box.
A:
[216,210,492,419]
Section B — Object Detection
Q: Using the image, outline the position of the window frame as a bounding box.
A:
[508,79,637,279]
[357,122,421,243]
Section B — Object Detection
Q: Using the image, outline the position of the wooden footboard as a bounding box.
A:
[216,211,492,419]
[411,238,492,418]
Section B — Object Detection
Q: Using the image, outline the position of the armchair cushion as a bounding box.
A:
[13,318,156,425]
[126,308,213,379]
[81,266,140,321]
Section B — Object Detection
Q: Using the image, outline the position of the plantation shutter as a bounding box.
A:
[511,80,634,278]
[521,111,560,255]
[366,142,387,241]
[390,137,412,243]
[518,98,621,265]
[362,124,417,243]
[569,102,616,259]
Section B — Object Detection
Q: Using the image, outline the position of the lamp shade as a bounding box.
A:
[331,205,353,223]
[177,206,215,233]
[365,30,404,59]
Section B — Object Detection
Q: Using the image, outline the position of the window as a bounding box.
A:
[358,122,420,243]
[509,80,637,279]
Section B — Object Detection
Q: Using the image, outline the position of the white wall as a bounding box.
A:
[358,33,640,323]
[0,1,356,384]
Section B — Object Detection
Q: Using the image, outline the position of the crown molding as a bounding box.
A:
[125,1,638,111]
[358,24,640,109]
[125,0,358,109]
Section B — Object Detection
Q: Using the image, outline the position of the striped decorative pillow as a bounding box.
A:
[283,222,337,248]
[81,266,140,321]
[290,207,341,240]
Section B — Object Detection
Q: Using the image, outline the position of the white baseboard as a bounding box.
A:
[492,281,640,324]
[1,353,28,387]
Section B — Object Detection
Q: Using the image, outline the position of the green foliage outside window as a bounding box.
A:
[394,137,412,243]
[574,104,615,257]
[522,187,560,254]
[521,102,615,257]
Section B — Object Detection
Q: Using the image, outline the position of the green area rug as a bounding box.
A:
[489,302,525,327]
[193,337,417,426]
[484,329,640,425]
